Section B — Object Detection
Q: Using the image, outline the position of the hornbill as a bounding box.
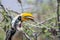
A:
[5,12,34,40]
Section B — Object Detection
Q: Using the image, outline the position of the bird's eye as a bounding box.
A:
[18,16,21,20]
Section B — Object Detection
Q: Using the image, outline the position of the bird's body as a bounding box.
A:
[5,15,22,40]
[5,12,34,40]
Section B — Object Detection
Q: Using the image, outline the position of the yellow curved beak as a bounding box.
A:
[20,12,34,22]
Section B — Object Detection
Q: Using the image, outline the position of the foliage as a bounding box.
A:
[0,28,5,40]
[0,9,11,31]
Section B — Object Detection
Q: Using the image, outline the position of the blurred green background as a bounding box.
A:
[0,0,60,40]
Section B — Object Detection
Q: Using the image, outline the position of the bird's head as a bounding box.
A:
[21,12,34,22]
[14,12,34,31]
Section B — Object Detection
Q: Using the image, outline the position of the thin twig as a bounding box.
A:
[17,0,24,13]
